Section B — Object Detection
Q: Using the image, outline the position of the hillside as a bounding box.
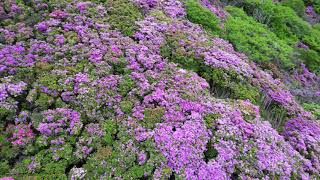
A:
[0,0,319,179]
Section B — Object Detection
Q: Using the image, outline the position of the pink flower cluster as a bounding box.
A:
[37,108,82,136]
[284,118,320,172]
[0,0,319,178]
[9,124,34,146]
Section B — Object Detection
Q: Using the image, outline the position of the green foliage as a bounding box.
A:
[102,119,118,145]
[111,58,129,75]
[35,93,54,110]
[42,161,68,176]
[0,107,14,122]
[161,39,262,103]
[224,0,320,72]
[141,107,165,129]
[38,73,61,91]
[297,49,320,74]
[281,0,306,17]
[260,100,288,131]
[11,157,32,176]
[84,123,167,179]
[83,146,112,177]
[120,100,133,114]
[224,6,295,68]
[0,160,10,175]
[185,1,295,68]
[303,103,320,119]
[185,0,221,34]
[206,68,261,102]
[118,75,135,96]
[13,150,70,178]
[302,28,320,53]
[0,132,19,161]
[104,0,142,36]
[65,31,78,45]
[55,98,67,108]
[14,67,35,85]
[229,0,311,43]
[204,141,218,161]
[313,23,320,31]
[55,144,74,161]
[204,113,221,129]
[123,165,145,179]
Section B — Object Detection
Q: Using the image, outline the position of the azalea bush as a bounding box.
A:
[0,0,320,179]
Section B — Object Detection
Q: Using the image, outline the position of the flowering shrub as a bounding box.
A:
[284,118,320,172]
[304,0,320,14]
[0,0,319,179]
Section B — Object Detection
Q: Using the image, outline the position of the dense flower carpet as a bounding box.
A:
[0,0,320,179]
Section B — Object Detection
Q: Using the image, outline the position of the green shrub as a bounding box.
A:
[260,101,288,131]
[297,48,320,74]
[104,0,143,36]
[313,23,320,31]
[141,107,165,129]
[237,0,311,44]
[204,140,218,161]
[221,1,320,72]
[35,93,54,110]
[281,0,306,17]
[185,0,221,34]
[303,103,320,119]
[185,2,295,68]
[120,100,134,114]
[118,75,135,96]
[0,160,10,175]
[224,6,295,68]
[204,113,221,129]
[302,28,320,53]
[102,119,118,145]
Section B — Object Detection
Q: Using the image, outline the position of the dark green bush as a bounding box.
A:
[0,160,10,176]
[185,0,221,34]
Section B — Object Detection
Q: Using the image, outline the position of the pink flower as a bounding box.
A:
[0,177,14,180]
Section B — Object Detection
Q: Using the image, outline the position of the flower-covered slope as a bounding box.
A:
[0,0,319,179]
